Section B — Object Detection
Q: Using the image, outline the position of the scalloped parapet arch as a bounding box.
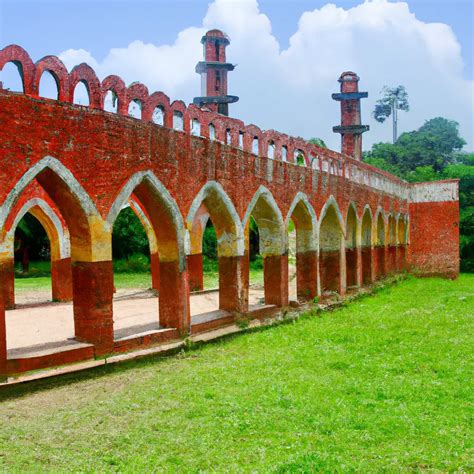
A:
[0,44,408,191]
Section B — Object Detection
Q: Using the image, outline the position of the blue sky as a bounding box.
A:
[1,0,473,150]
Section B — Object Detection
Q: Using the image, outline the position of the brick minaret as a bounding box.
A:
[193,29,238,116]
[332,72,369,161]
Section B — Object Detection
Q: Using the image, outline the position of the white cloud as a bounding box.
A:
[56,0,473,151]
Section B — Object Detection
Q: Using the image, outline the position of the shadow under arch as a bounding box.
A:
[0,156,113,355]
[186,181,246,313]
[361,205,373,285]
[374,208,386,279]
[107,170,189,332]
[396,214,408,271]
[285,192,318,301]
[386,213,397,274]
[318,196,346,295]
[242,185,287,307]
[345,202,359,289]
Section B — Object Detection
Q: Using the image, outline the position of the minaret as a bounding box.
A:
[193,29,239,116]
[332,72,369,161]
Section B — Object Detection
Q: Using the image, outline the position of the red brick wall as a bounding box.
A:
[409,201,459,278]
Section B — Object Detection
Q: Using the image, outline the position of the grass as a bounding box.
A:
[0,275,472,471]
[14,258,265,293]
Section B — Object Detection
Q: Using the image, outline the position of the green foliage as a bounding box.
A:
[202,220,217,260]
[112,207,149,260]
[364,117,473,272]
[14,213,49,261]
[113,254,150,274]
[308,137,327,148]
[1,276,472,471]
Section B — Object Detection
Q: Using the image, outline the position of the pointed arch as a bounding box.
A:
[0,156,105,262]
[285,192,317,251]
[318,195,345,235]
[186,181,244,257]
[374,208,386,279]
[242,185,285,256]
[0,44,35,94]
[8,198,70,260]
[107,170,185,267]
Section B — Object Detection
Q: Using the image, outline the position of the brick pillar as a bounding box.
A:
[51,257,73,302]
[345,248,357,288]
[296,250,317,301]
[72,260,114,356]
[386,246,396,274]
[150,252,160,291]
[263,254,288,307]
[396,245,407,272]
[218,255,248,313]
[373,246,386,279]
[0,257,14,310]
[319,250,342,293]
[187,253,203,291]
[159,260,190,333]
[0,292,6,376]
[361,246,373,285]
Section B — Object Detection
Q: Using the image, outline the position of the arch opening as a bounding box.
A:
[1,161,112,357]
[187,183,245,318]
[361,209,373,285]
[244,188,286,308]
[345,205,358,289]
[104,90,118,113]
[287,196,317,302]
[319,203,344,295]
[0,61,24,93]
[375,212,386,279]
[38,70,59,100]
[387,215,397,274]
[73,81,90,106]
[107,172,188,335]
[128,99,142,119]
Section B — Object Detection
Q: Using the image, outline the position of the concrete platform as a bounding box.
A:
[5,287,269,355]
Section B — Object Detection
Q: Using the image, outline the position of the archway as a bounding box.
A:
[345,204,359,289]
[9,198,72,308]
[361,208,373,285]
[374,211,386,279]
[319,199,345,295]
[243,187,287,307]
[0,157,113,357]
[286,194,317,302]
[107,171,189,336]
[387,214,397,274]
[186,182,245,316]
[397,216,408,271]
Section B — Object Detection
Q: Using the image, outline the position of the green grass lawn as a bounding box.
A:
[0,275,472,471]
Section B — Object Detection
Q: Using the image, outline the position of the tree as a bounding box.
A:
[373,85,410,143]
[364,118,473,272]
[309,137,327,148]
[365,117,466,174]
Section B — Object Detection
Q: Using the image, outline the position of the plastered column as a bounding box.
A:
[150,252,160,291]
